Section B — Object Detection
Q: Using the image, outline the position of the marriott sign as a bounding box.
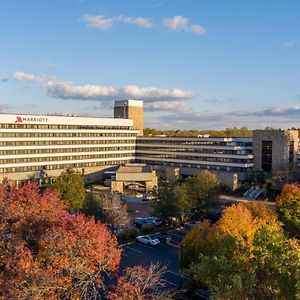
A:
[15,116,48,123]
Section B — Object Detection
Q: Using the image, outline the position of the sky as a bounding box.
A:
[0,0,300,130]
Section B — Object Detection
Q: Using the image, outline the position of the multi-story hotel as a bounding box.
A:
[0,112,139,184]
[135,136,253,189]
[0,100,298,189]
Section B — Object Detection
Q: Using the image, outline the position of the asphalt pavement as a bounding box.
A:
[120,228,189,289]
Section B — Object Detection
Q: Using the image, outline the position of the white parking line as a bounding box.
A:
[167,270,180,277]
[167,271,190,280]
[135,243,157,250]
[164,280,178,287]
[167,232,185,239]
[124,245,142,254]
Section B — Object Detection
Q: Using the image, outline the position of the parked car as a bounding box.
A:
[136,235,160,246]
[146,217,162,226]
[153,232,172,244]
[133,217,153,228]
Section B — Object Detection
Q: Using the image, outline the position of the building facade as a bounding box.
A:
[114,100,144,135]
[135,136,253,189]
[253,129,298,179]
[0,113,139,184]
[0,101,299,189]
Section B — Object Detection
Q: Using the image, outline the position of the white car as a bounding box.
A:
[136,235,160,246]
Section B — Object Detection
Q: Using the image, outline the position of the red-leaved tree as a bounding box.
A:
[108,264,175,300]
[0,184,121,300]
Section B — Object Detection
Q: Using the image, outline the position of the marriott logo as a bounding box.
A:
[15,116,48,123]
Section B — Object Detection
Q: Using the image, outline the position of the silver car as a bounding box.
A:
[136,235,160,246]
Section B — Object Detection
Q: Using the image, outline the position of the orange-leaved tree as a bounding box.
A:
[276,183,300,238]
[181,202,300,300]
[0,183,121,300]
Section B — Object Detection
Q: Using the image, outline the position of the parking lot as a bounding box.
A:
[120,229,188,288]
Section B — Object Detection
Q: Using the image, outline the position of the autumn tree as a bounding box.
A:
[83,192,129,229]
[0,184,121,300]
[181,202,300,299]
[109,264,175,300]
[52,168,86,212]
[277,184,300,238]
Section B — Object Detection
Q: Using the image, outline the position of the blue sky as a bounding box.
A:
[0,0,300,129]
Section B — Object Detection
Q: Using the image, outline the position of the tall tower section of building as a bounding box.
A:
[114,100,144,136]
[253,129,298,179]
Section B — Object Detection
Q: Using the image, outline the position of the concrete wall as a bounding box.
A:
[114,105,144,135]
[0,165,118,184]
[253,129,298,179]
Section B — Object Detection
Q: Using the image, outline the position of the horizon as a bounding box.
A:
[1,0,300,130]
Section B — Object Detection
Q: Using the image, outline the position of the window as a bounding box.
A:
[261,141,272,172]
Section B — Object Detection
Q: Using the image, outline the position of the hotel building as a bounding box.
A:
[0,113,139,184]
[0,100,297,189]
[135,136,253,189]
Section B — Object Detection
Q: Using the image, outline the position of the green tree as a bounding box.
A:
[151,181,180,222]
[185,171,220,213]
[277,184,300,238]
[181,202,300,300]
[52,168,86,212]
[250,169,266,186]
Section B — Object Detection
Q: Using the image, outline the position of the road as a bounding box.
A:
[120,229,188,288]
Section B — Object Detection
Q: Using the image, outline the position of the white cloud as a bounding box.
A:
[81,14,114,30]
[190,24,207,35]
[13,71,195,103]
[281,40,296,48]
[81,14,153,30]
[40,60,58,68]
[163,15,207,35]
[122,17,153,28]
[13,71,51,82]
[163,16,189,31]
[145,101,193,113]
[44,81,195,101]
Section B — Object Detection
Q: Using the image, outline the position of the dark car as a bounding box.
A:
[153,232,172,244]
[133,217,154,229]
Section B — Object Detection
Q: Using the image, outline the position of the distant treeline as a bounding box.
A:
[143,127,253,137]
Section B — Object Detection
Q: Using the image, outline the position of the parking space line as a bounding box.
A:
[167,232,185,239]
[167,270,180,277]
[135,243,157,250]
[124,245,142,254]
[164,280,178,287]
[168,271,190,280]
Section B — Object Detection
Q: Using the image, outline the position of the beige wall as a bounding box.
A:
[0,165,117,183]
[253,129,298,179]
[114,105,143,135]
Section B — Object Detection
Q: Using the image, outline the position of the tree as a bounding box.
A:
[181,202,300,299]
[52,168,86,212]
[83,192,129,229]
[108,264,175,300]
[277,184,300,238]
[184,171,220,212]
[250,169,266,186]
[151,181,185,222]
[0,184,121,299]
